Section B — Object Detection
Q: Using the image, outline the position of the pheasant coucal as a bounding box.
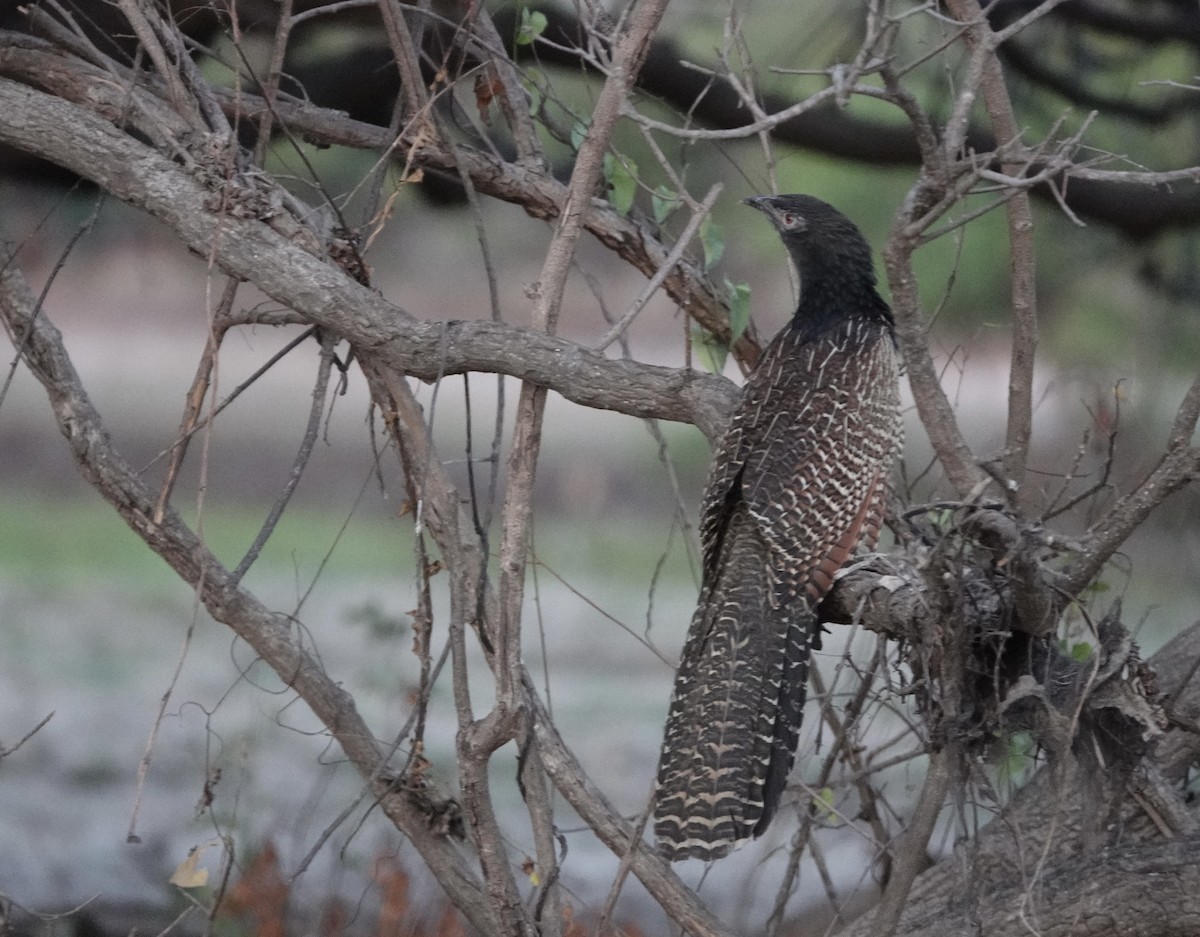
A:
[654,194,903,861]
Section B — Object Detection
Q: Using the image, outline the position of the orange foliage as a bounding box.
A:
[220,840,288,937]
[373,855,412,937]
[430,903,467,937]
[320,899,349,937]
[219,841,649,937]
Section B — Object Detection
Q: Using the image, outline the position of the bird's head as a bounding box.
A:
[742,194,879,302]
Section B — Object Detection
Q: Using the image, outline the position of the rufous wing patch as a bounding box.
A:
[804,466,884,602]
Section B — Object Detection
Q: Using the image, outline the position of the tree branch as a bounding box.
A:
[857,835,1200,937]
[0,32,760,368]
[1041,372,1200,597]
[357,351,736,937]
[0,74,738,440]
[0,248,499,935]
[945,0,1039,512]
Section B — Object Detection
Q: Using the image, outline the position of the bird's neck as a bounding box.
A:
[790,271,892,342]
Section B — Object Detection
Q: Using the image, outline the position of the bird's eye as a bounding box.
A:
[781,212,798,228]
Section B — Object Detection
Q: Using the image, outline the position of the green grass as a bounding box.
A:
[1,489,697,593]
[0,490,417,588]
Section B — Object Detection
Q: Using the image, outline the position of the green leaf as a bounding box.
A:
[1069,640,1094,662]
[604,154,637,215]
[812,786,836,818]
[652,185,680,224]
[994,731,1030,785]
[699,215,724,271]
[516,8,548,45]
[570,119,589,152]
[725,278,751,344]
[692,326,728,374]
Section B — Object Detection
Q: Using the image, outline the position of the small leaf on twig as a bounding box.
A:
[725,278,751,344]
[604,154,637,215]
[812,786,835,819]
[170,852,209,888]
[570,119,589,152]
[699,215,724,270]
[1069,640,1095,662]
[652,185,680,224]
[516,8,548,45]
[692,326,728,374]
[170,842,221,888]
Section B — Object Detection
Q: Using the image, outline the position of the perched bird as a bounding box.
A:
[654,194,903,861]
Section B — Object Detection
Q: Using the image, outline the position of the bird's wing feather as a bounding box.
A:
[734,321,899,606]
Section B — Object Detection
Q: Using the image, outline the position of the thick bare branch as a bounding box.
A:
[0,75,737,439]
[853,835,1200,937]
[868,749,954,937]
[0,32,761,369]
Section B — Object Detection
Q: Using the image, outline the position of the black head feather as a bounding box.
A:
[743,194,892,332]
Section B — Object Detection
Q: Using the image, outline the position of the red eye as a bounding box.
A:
[781,212,797,227]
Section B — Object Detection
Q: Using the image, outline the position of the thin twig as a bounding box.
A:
[870,748,953,936]
[114,0,201,129]
[145,326,317,481]
[251,0,293,165]
[945,0,1038,514]
[153,282,237,524]
[377,0,429,122]
[229,331,336,585]
[0,711,55,759]
[593,183,723,352]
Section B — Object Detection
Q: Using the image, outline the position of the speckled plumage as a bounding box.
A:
[655,195,903,861]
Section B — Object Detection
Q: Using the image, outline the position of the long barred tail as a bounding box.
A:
[653,508,817,861]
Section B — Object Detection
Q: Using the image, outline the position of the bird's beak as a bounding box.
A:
[742,195,773,212]
[742,195,782,225]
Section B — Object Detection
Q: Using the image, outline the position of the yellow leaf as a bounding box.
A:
[170,850,209,888]
[170,839,224,889]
